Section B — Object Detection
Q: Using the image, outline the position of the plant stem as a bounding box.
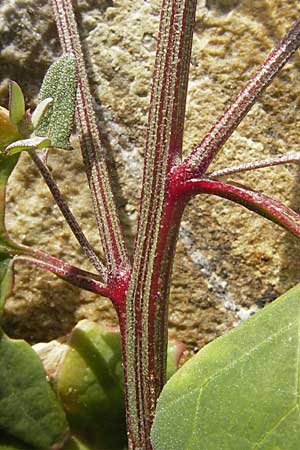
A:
[30,150,107,280]
[51,0,129,276]
[173,177,300,238]
[6,243,113,296]
[173,20,300,181]
[49,2,300,450]
[14,255,110,296]
[121,2,196,448]
[207,152,300,179]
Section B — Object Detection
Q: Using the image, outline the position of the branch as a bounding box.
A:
[207,152,300,179]
[7,243,101,281]
[124,1,197,447]
[14,255,111,297]
[51,0,129,275]
[8,242,124,308]
[30,150,107,280]
[132,0,197,278]
[176,178,300,238]
[174,20,300,181]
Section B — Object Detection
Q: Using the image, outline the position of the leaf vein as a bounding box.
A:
[251,405,299,449]
[162,321,295,412]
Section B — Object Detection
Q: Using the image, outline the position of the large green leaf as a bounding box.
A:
[151,284,300,450]
[0,331,68,449]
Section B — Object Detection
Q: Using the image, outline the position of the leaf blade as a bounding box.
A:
[151,284,300,450]
[0,154,19,237]
[8,81,25,126]
[35,53,77,149]
[0,332,68,449]
[0,256,14,317]
[5,136,51,155]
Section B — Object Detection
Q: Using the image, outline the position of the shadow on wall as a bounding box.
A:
[1,267,80,343]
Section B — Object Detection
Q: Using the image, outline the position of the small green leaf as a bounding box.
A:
[0,331,68,449]
[0,255,14,317]
[35,54,77,149]
[8,81,25,126]
[0,108,20,151]
[31,97,53,129]
[5,136,51,155]
[0,154,19,237]
[151,284,300,450]
[0,155,20,316]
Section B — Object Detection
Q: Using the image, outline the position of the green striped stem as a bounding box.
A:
[51,0,129,277]
[122,2,197,448]
[174,20,300,181]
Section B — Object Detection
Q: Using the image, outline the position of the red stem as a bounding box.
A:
[174,20,300,182]
[14,255,111,297]
[173,178,300,238]
[51,0,129,277]
[207,152,300,179]
[30,150,107,280]
[122,1,197,448]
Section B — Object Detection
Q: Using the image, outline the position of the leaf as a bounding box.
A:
[0,155,20,316]
[31,97,53,129]
[56,320,127,450]
[0,154,19,237]
[0,331,68,449]
[0,255,14,317]
[35,54,77,149]
[0,433,32,450]
[8,81,25,126]
[0,108,20,151]
[5,136,51,155]
[166,339,185,381]
[151,283,300,450]
[56,321,182,449]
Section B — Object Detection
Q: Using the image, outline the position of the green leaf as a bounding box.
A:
[0,154,19,237]
[31,97,53,129]
[35,54,77,149]
[0,108,20,151]
[0,155,20,316]
[0,331,68,449]
[0,256,14,317]
[166,339,185,381]
[151,284,300,450]
[56,320,127,450]
[55,320,181,450]
[5,136,51,155]
[8,81,25,126]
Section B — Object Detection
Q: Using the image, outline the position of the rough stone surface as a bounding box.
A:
[1,0,300,358]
